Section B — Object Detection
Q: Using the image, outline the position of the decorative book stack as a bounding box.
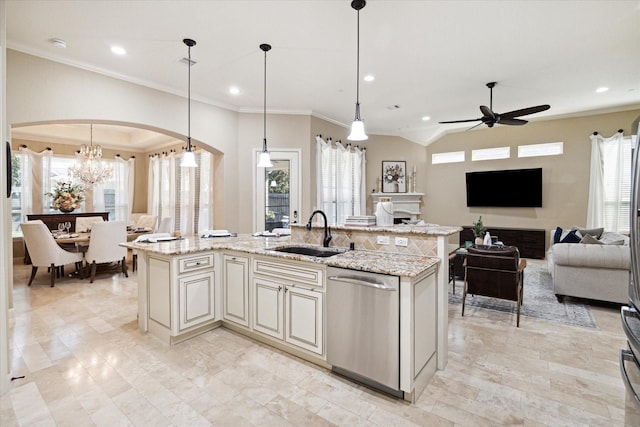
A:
[345,216,377,227]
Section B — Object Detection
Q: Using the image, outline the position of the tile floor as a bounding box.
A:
[1,259,631,426]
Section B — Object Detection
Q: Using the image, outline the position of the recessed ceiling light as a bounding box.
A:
[595,86,609,93]
[422,116,431,121]
[364,74,375,82]
[229,86,240,95]
[49,38,67,48]
[111,45,126,56]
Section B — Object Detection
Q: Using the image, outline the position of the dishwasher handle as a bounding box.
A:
[328,275,396,291]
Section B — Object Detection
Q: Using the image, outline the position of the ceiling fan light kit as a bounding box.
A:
[439,81,550,130]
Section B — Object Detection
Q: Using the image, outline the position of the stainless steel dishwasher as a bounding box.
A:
[326,267,402,398]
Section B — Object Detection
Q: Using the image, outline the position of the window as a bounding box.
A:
[518,142,563,158]
[603,136,633,233]
[431,151,465,164]
[471,147,510,161]
[148,151,214,235]
[11,148,133,235]
[316,136,365,225]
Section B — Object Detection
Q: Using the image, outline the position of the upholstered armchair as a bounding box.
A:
[84,221,128,283]
[20,220,84,287]
[75,216,104,233]
[463,244,527,327]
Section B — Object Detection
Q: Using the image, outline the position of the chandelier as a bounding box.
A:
[69,124,113,186]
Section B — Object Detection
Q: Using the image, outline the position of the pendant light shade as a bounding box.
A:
[257,43,273,168]
[181,38,198,168]
[348,0,368,141]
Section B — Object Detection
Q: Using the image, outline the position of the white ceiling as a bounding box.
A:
[6,0,640,148]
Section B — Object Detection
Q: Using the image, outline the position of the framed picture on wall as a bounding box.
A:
[382,160,406,193]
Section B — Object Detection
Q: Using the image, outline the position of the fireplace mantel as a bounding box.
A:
[370,192,424,220]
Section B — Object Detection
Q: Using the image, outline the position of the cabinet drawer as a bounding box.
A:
[253,258,324,289]
[178,253,214,274]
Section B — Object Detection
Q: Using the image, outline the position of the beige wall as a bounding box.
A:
[7,50,239,230]
[425,108,640,243]
[8,49,640,242]
[237,113,311,232]
[309,116,426,216]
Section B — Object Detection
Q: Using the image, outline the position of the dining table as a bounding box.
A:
[53,229,153,252]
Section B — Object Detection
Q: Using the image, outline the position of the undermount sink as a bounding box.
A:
[274,246,342,258]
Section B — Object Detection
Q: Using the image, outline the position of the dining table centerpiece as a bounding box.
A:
[47,181,84,213]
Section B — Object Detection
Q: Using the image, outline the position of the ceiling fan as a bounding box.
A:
[439,82,550,129]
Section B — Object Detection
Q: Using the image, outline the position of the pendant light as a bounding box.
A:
[347,0,368,141]
[181,38,198,168]
[257,43,274,168]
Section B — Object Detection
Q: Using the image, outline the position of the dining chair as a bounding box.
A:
[20,220,84,287]
[157,217,172,233]
[84,221,128,283]
[135,214,157,231]
[75,216,104,233]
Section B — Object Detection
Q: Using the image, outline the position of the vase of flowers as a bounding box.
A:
[47,181,84,213]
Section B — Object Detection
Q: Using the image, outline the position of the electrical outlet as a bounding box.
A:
[395,237,409,247]
[377,235,390,245]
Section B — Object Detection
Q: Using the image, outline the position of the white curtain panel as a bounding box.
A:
[315,136,366,225]
[19,146,52,215]
[198,150,213,233]
[587,131,625,231]
[111,156,134,222]
[148,151,213,236]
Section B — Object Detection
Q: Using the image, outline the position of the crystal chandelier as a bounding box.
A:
[69,124,113,186]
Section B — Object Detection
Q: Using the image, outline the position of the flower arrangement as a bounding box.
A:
[47,181,84,212]
[384,163,405,184]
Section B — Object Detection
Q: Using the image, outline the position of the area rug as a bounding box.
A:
[448,261,598,329]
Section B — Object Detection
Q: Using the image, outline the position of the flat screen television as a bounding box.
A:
[465,168,542,207]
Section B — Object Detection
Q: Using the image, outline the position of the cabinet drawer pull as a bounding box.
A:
[287,284,317,292]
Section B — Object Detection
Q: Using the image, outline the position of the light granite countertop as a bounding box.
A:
[292,223,461,236]
[121,234,439,277]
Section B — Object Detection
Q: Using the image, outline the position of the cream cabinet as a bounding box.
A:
[252,257,324,356]
[284,284,323,354]
[146,252,216,344]
[222,253,250,328]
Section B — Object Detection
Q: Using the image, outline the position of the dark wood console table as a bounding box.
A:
[459,226,546,259]
[26,212,109,232]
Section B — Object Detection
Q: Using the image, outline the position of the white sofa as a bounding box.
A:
[547,227,630,304]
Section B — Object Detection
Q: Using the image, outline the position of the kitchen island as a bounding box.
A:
[122,230,447,402]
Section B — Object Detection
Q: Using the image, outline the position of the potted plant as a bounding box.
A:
[471,216,486,245]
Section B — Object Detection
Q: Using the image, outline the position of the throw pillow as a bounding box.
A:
[553,226,563,244]
[577,227,604,239]
[579,234,604,245]
[600,232,629,245]
[560,230,581,244]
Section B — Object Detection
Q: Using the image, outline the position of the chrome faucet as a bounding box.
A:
[306,210,332,247]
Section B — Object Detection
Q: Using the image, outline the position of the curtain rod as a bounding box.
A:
[592,129,624,136]
[316,134,366,151]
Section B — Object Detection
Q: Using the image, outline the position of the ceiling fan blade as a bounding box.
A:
[501,104,550,119]
[498,117,528,126]
[465,122,485,131]
[438,118,482,124]
[479,105,495,120]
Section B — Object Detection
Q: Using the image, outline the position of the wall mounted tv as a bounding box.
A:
[465,168,542,207]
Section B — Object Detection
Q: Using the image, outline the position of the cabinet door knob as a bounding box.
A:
[278,285,282,291]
